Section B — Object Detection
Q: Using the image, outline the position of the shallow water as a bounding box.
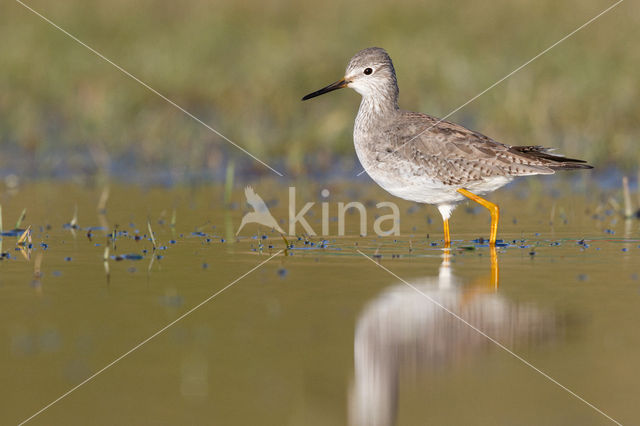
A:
[1,181,639,425]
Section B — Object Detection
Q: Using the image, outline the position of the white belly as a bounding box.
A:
[354,142,513,206]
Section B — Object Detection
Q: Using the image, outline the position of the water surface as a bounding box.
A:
[1,181,638,425]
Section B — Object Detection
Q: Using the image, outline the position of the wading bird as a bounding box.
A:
[302,47,592,245]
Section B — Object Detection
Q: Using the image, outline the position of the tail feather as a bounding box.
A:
[509,145,593,170]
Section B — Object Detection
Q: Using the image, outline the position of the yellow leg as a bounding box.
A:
[457,188,500,245]
[490,245,499,290]
[443,218,451,247]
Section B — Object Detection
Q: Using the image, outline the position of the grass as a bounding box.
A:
[17,225,31,246]
[15,208,27,229]
[1,0,638,178]
[70,205,78,228]
[147,219,157,250]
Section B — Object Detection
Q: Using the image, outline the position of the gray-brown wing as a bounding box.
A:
[381,112,583,185]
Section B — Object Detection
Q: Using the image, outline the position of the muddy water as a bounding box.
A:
[1,180,638,425]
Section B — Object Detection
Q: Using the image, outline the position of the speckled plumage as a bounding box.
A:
[303,47,592,235]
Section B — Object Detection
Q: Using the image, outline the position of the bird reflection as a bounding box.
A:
[349,249,555,426]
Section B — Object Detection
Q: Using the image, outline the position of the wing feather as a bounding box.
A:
[377,111,592,185]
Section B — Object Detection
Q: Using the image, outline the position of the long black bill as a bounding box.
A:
[301,78,348,101]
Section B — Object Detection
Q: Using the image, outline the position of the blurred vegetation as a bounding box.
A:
[1,0,638,180]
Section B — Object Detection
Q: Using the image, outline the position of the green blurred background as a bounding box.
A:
[1,0,637,181]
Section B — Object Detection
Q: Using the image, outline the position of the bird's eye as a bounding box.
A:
[363,68,373,75]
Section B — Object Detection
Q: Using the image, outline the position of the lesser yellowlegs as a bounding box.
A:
[302,47,592,245]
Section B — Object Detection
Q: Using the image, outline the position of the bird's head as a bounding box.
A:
[302,47,398,102]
